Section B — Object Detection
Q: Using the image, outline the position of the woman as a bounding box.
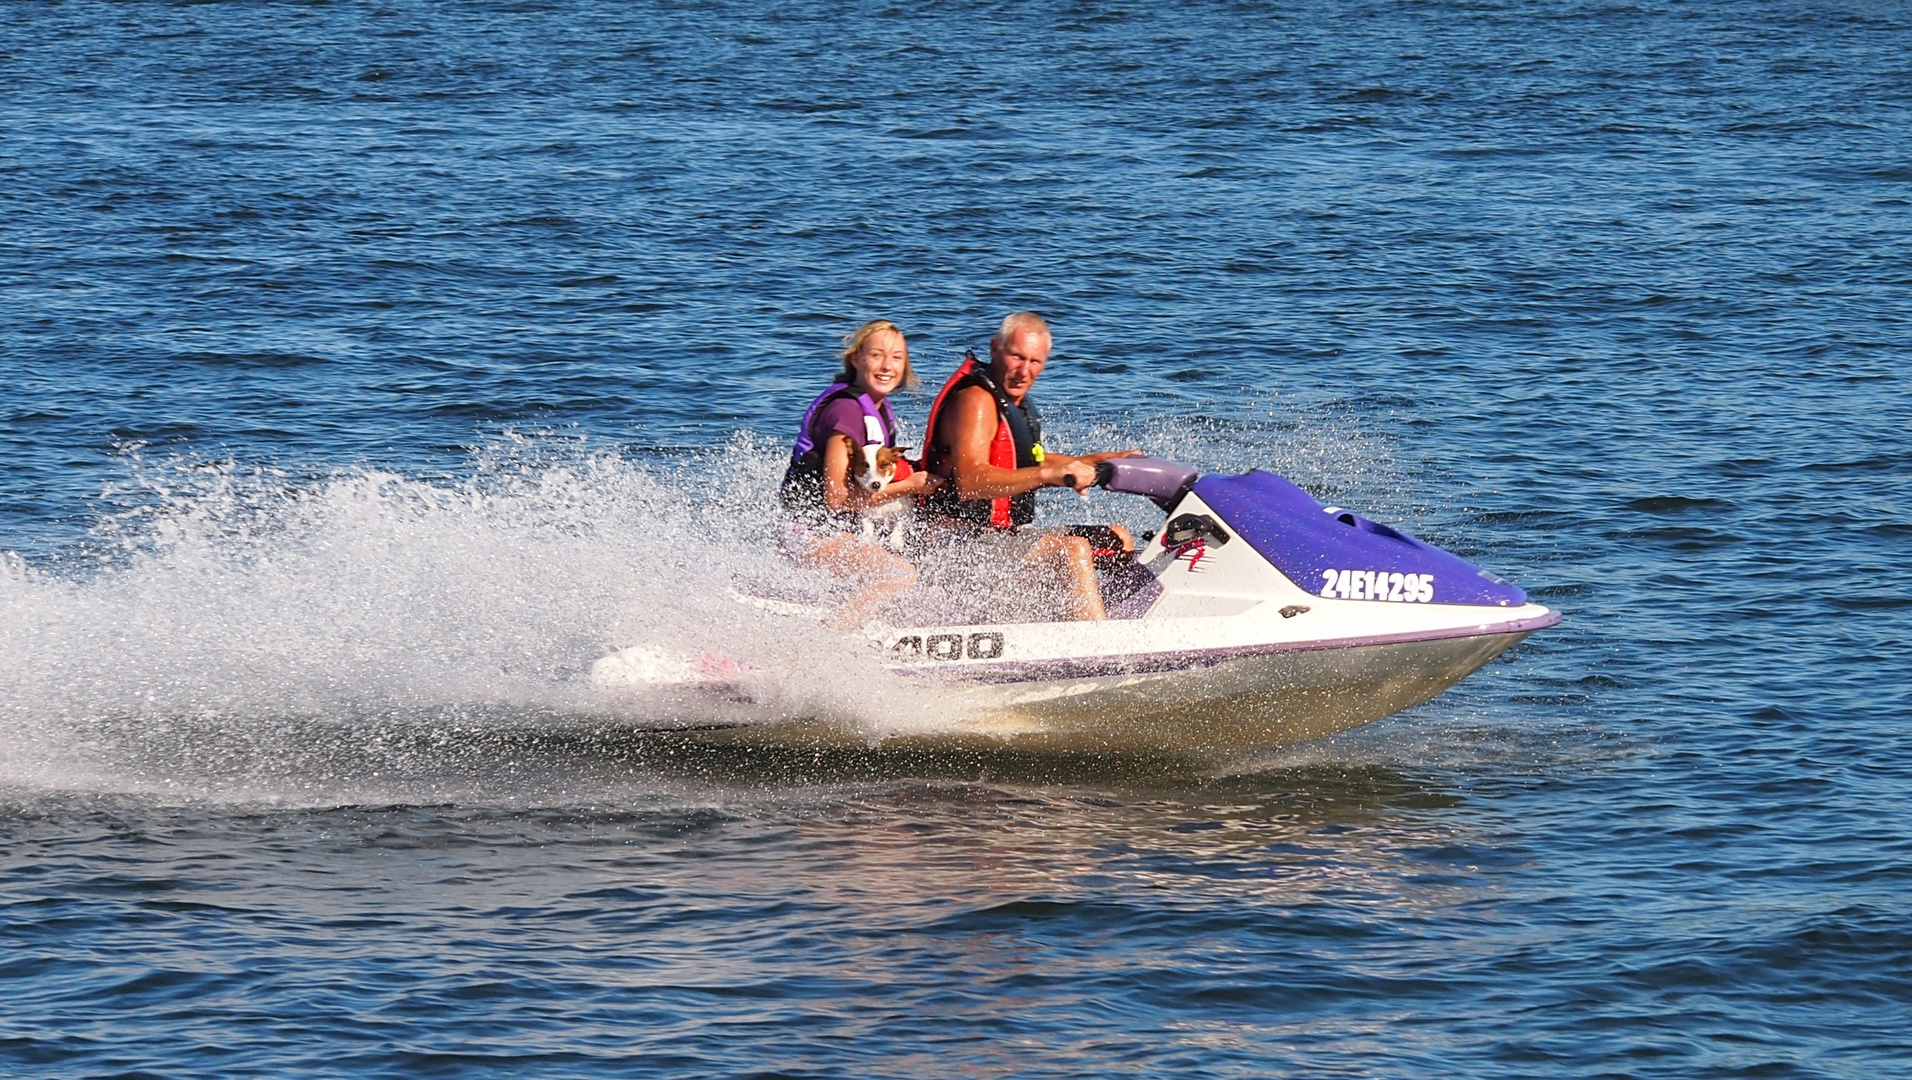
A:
[780,320,942,630]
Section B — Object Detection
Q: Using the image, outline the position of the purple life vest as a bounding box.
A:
[789,382,895,459]
[780,383,899,523]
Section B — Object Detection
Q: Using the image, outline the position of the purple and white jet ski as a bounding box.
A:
[593,458,1558,751]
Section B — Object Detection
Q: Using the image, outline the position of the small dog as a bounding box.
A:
[834,434,915,550]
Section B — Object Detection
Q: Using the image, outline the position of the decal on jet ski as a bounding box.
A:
[1319,568,1436,603]
[1169,538,1210,573]
[966,632,1004,659]
[891,632,1006,661]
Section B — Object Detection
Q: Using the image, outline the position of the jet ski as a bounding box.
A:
[592,457,1559,752]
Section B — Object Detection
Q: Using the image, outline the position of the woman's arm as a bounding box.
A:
[820,436,943,513]
[819,435,867,515]
[866,470,940,504]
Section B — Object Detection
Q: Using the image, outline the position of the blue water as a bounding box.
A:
[4,1,1910,1076]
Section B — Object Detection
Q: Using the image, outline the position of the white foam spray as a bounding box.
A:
[0,410,1398,803]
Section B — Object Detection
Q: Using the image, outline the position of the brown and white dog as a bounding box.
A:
[833,434,914,550]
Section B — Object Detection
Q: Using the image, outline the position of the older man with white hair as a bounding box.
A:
[918,312,1135,620]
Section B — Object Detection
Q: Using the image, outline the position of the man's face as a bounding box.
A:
[989,327,1050,403]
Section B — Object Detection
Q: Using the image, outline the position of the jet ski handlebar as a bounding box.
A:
[1094,456,1199,510]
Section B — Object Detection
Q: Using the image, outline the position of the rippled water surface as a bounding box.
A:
[3,1,1910,1076]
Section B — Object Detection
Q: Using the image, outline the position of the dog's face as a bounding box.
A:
[853,445,903,491]
[867,446,906,490]
[834,435,912,493]
[832,435,897,492]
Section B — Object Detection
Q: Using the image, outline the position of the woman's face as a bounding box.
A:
[849,329,909,397]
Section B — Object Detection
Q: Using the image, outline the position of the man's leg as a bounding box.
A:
[1063,524,1135,565]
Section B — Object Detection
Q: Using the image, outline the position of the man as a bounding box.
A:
[919,311,1135,620]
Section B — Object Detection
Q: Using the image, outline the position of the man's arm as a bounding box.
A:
[1041,450,1139,472]
[942,386,1097,498]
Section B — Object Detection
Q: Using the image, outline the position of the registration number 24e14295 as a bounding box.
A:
[1320,568,1435,603]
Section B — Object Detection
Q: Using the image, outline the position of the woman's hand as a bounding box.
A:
[876,471,942,501]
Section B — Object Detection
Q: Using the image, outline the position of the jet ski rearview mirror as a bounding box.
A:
[1163,513,1231,547]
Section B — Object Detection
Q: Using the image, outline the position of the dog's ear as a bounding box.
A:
[875,446,905,468]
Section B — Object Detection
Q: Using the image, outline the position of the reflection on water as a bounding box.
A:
[0,755,1519,1080]
[0,755,1493,955]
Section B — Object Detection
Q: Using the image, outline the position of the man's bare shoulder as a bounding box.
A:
[952,383,996,407]
[940,384,997,428]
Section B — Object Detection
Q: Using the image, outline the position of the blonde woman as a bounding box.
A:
[779,320,942,630]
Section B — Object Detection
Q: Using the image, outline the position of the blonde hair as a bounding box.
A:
[838,319,918,389]
[994,311,1051,347]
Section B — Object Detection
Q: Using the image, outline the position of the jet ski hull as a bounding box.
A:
[639,614,1550,753]
[915,619,1546,751]
[591,464,1561,754]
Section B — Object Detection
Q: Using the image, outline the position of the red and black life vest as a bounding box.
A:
[920,352,1043,529]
